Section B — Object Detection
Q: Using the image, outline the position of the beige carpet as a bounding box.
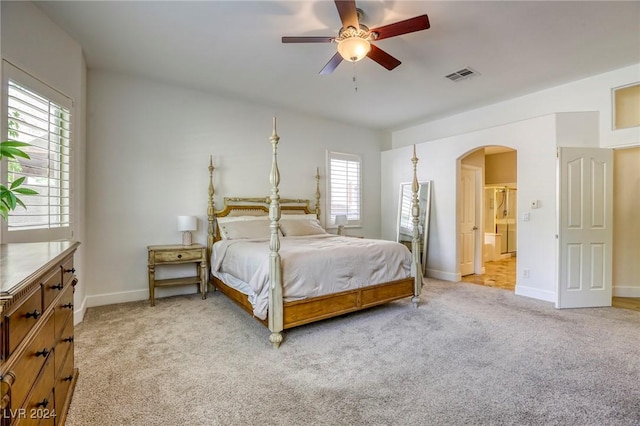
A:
[66,279,640,425]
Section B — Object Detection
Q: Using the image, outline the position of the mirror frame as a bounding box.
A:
[396,181,432,275]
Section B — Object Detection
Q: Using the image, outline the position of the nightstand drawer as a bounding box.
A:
[154,250,202,263]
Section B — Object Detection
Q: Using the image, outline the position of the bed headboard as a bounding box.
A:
[206,156,322,252]
[212,197,315,241]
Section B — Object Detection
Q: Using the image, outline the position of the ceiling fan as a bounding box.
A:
[282,0,430,75]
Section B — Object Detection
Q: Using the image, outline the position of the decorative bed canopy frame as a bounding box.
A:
[207,118,422,348]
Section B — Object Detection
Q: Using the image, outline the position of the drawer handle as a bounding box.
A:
[25,310,41,320]
[36,398,49,408]
[177,254,183,259]
[63,375,73,382]
[65,267,76,273]
[51,283,63,291]
[62,303,74,309]
[62,336,74,343]
[35,348,50,358]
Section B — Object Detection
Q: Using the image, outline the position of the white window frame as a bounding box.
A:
[1,61,74,243]
[326,150,362,228]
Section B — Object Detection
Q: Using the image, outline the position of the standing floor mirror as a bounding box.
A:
[397,181,432,275]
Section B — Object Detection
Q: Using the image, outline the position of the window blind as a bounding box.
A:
[4,73,72,237]
[328,151,361,226]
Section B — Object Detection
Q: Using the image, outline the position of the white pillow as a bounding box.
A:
[218,220,272,240]
[279,219,327,237]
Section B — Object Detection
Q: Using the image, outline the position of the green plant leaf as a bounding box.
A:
[1,141,31,161]
[13,188,38,195]
[1,141,37,220]
[15,197,26,209]
[0,147,30,160]
[10,176,26,189]
[0,141,31,148]
[6,192,17,210]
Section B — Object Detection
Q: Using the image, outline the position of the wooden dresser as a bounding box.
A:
[0,241,80,425]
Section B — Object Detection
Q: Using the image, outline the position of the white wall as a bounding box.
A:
[387,65,640,302]
[86,70,385,306]
[392,64,640,150]
[1,1,87,322]
[383,114,580,303]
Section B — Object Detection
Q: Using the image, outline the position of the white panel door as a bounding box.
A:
[459,166,476,276]
[557,147,613,308]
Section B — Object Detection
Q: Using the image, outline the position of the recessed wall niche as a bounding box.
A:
[612,82,640,130]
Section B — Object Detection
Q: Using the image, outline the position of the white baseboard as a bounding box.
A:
[73,296,87,325]
[85,289,149,308]
[515,284,556,303]
[85,286,200,309]
[425,268,461,282]
[613,285,640,298]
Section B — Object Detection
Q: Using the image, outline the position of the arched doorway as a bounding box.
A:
[458,145,518,291]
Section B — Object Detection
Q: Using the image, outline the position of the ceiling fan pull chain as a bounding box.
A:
[353,61,358,93]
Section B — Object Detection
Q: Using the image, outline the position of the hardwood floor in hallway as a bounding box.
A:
[461,256,516,291]
[612,297,640,313]
[460,256,640,313]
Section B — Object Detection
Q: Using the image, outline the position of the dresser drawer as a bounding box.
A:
[54,316,73,377]
[54,347,75,423]
[17,358,55,426]
[53,285,74,341]
[42,268,64,314]
[154,249,202,263]
[61,256,75,287]
[5,286,43,357]
[9,314,55,411]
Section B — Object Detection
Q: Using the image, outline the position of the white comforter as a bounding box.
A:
[212,234,412,320]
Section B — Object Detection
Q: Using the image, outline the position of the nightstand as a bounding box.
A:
[147,243,208,307]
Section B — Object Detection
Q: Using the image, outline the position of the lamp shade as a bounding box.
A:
[337,37,370,62]
[335,214,348,226]
[177,215,197,232]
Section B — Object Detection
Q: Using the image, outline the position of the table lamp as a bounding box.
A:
[178,215,197,246]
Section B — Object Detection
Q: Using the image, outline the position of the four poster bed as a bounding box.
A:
[206,119,423,348]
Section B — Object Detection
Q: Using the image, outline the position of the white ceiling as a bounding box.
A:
[34,1,640,132]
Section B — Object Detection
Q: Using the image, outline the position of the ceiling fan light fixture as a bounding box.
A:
[337,37,371,62]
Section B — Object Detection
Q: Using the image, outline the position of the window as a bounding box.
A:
[327,151,362,227]
[612,82,640,130]
[2,61,73,242]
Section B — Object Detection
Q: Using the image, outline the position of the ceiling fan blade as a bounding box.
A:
[367,44,401,71]
[370,15,430,41]
[319,52,344,75]
[282,36,335,43]
[335,0,359,29]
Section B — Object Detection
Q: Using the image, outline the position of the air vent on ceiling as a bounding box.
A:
[445,67,479,82]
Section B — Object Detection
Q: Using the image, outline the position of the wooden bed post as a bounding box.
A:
[207,156,215,290]
[411,145,423,307]
[315,167,321,220]
[268,118,284,348]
